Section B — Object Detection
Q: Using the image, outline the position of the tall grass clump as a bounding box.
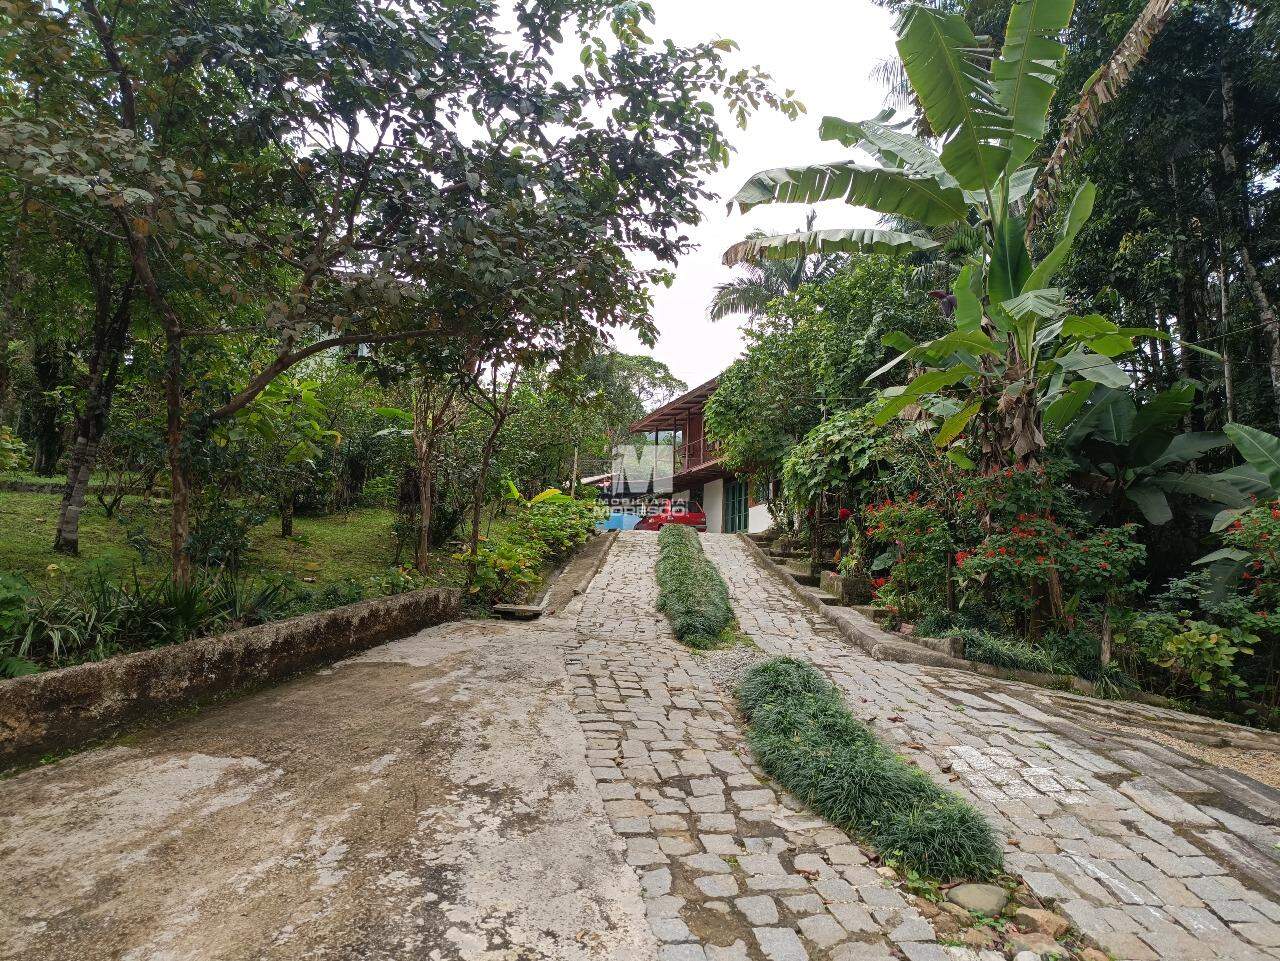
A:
[655,524,734,648]
[736,656,1003,882]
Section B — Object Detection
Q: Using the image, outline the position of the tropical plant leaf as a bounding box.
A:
[874,368,969,424]
[730,161,968,227]
[1068,389,1136,444]
[1194,547,1250,566]
[1001,286,1065,320]
[1056,349,1130,388]
[935,400,981,447]
[990,213,1032,304]
[1224,422,1280,494]
[1022,181,1096,292]
[953,264,983,332]
[1125,483,1172,525]
[1043,379,1094,431]
[896,5,1012,191]
[1025,0,1178,236]
[994,0,1076,174]
[1153,472,1252,508]
[723,228,939,266]
[1210,507,1246,533]
[819,111,949,181]
[1212,464,1272,500]
[1133,384,1196,435]
[1146,430,1228,470]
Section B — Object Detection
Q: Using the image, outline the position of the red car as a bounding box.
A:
[635,499,707,532]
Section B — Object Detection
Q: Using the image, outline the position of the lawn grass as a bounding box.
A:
[655,524,735,648]
[736,656,1004,882]
[0,489,427,590]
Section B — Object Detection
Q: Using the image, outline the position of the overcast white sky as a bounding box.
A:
[609,0,901,390]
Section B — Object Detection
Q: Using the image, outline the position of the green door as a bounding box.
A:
[724,478,749,533]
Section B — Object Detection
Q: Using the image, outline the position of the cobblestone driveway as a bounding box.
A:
[699,533,1280,961]
[548,532,950,961]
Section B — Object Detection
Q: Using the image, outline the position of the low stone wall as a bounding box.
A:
[0,586,461,768]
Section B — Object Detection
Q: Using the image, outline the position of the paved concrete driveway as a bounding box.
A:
[0,619,653,961]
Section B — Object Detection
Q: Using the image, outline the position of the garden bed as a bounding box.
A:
[736,656,1004,881]
[654,525,737,649]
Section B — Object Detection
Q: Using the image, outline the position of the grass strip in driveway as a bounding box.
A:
[655,525,735,649]
[736,656,1004,882]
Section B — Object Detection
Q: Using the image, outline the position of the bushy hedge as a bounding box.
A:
[737,657,1003,881]
[655,524,734,648]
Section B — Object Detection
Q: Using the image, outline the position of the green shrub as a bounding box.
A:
[737,656,1003,882]
[954,628,1078,676]
[655,524,734,648]
[464,496,598,603]
[0,571,297,675]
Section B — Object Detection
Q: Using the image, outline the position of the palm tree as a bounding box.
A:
[707,211,842,321]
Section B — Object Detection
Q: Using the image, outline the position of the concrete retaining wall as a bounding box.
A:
[0,586,461,768]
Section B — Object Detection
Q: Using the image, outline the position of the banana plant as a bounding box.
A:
[1056,382,1246,524]
[724,0,1162,469]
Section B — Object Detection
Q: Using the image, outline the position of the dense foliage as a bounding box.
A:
[737,657,1004,881]
[705,0,1280,726]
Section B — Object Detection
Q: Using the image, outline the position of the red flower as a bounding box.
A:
[838,507,852,521]
[955,551,970,566]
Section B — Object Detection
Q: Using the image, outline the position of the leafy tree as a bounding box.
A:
[2,0,796,579]
[706,253,941,479]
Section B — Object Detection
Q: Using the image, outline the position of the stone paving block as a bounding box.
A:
[753,926,808,961]
[735,895,779,925]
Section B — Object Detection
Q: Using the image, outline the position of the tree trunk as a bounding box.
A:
[165,330,191,584]
[53,438,98,555]
[1220,65,1280,428]
[1100,604,1113,668]
[1218,237,1236,425]
[412,378,459,575]
[468,436,498,567]
[28,338,64,475]
[1168,159,1203,429]
[279,496,294,537]
[54,259,133,554]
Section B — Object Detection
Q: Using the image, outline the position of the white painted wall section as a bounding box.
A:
[703,478,724,534]
[747,503,771,534]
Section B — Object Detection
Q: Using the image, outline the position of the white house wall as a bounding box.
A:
[703,479,724,533]
[747,502,771,534]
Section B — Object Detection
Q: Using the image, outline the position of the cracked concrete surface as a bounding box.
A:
[0,619,654,961]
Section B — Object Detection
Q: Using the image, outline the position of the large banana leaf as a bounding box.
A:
[1148,431,1230,469]
[1125,483,1173,525]
[994,0,1075,174]
[1224,423,1280,494]
[819,111,950,182]
[723,228,939,266]
[1065,389,1136,445]
[1154,472,1253,508]
[896,6,1012,191]
[989,213,1032,304]
[730,161,968,227]
[1042,379,1094,431]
